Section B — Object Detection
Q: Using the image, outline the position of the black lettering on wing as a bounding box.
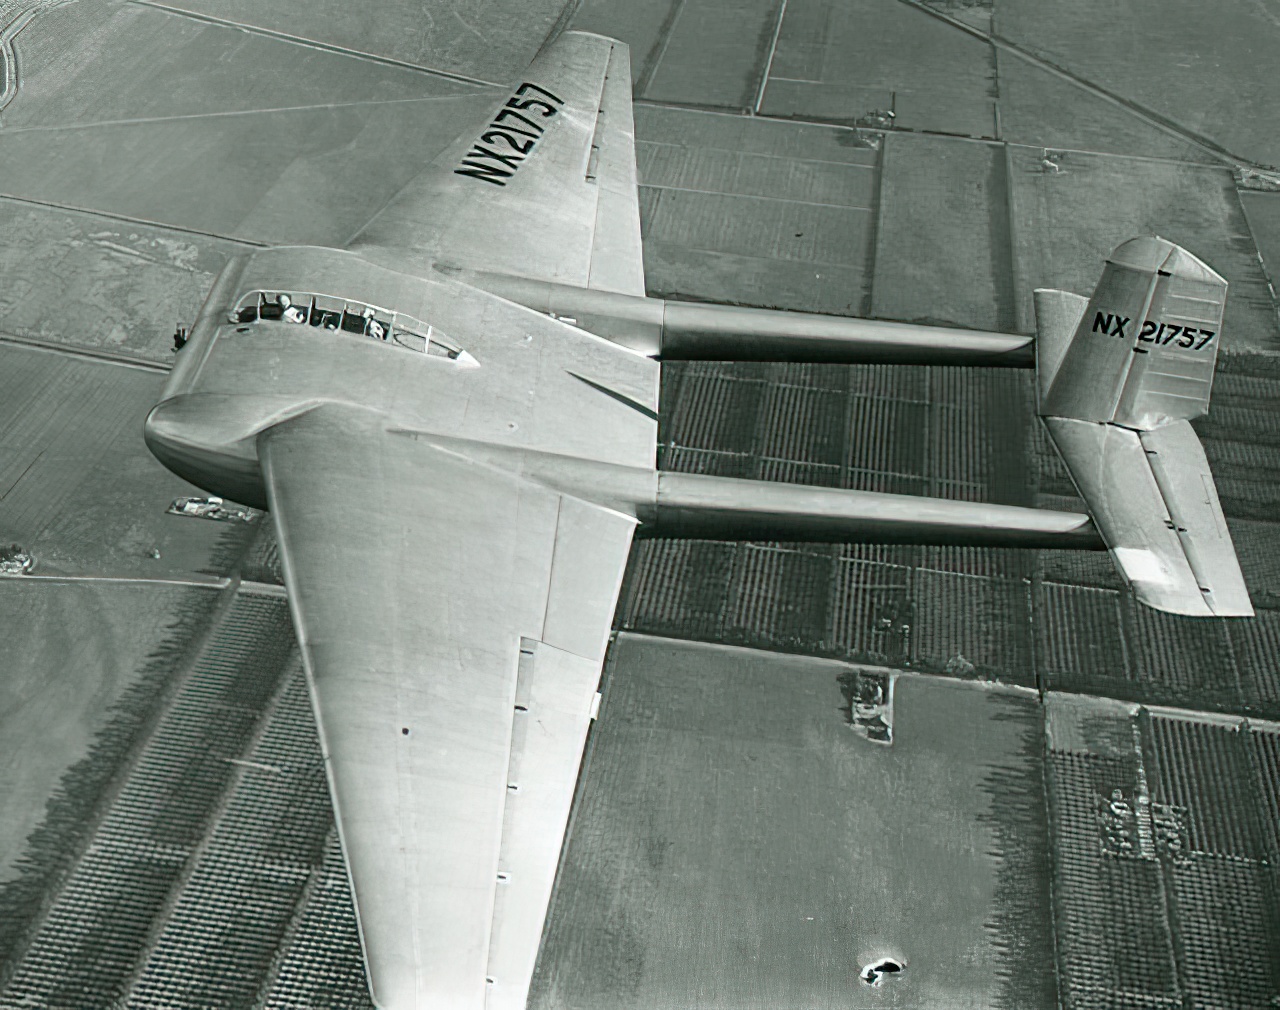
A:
[507,96,559,117]
[481,130,536,155]
[466,144,524,172]
[1139,320,1157,341]
[1093,312,1114,334]
[455,161,512,186]
[1110,316,1130,339]
[517,81,564,105]
[1194,330,1216,350]
[493,107,544,136]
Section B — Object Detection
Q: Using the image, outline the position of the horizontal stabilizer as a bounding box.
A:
[1042,418,1251,616]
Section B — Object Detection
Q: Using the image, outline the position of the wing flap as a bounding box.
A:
[583,39,645,297]
[1044,417,1252,617]
[1141,420,1253,616]
[485,641,604,1010]
[486,495,633,1008]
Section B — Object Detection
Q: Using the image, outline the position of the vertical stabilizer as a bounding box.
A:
[1039,237,1226,431]
[1032,289,1087,408]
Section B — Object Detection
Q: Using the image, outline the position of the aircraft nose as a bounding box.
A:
[143,396,269,510]
[144,396,215,483]
[143,397,180,445]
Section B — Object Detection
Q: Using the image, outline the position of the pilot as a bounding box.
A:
[172,325,188,351]
[282,296,307,324]
[259,294,285,320]
[363,306,386,340]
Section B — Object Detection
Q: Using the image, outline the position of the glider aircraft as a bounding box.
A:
[141,28,1252,1010]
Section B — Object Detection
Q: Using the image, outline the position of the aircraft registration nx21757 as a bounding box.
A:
[141,29,1252,1010]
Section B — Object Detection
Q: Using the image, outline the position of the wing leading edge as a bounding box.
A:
[259,404,634,1009]
[348,31,645,298]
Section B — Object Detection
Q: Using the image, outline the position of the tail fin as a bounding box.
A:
[1040,236,1225,429]
[1035,238,1252,617]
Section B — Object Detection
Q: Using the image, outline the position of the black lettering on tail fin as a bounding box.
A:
[455,161,512,187]
[1041,238,1227,429]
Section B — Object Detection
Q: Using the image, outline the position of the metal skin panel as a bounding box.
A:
[1033,289,1089,408]
[258,404,638,1010]
[147,246,659,505]
[1043,417,1252,617]
[1039,261,1155,423]
[1115,248,1225,430]
[1141,421,1253,616]
[349,32,645,297]
[486,642,607,1010]
[540,495,637,661]
[1040,237,1227,429]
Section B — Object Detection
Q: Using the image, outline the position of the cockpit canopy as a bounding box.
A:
[230,290,466,360]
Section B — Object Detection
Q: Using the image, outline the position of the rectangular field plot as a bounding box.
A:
[758,0,998,139]
[0,581,220,886]
[1045,697,1280,1010]
[870,133,1017,332]
[635,106,878,315]
[0,199,249,362]
[998,0,1280,171]
[0,346,255,579]
[532,634,1055,1010]
[0,1,498,248]
[635,0,782,109]
[996,53,1215,164]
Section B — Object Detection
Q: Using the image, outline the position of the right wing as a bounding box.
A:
[259,403,636,1010]
[348,31,645,298]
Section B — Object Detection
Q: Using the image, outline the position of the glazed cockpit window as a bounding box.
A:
[228,290,463,360]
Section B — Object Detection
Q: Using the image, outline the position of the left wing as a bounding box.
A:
[348,31,645,297]
[258,403,634,1010]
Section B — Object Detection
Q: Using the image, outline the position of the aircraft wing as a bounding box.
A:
[258,402,635,1010]
[348,31,645,298]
